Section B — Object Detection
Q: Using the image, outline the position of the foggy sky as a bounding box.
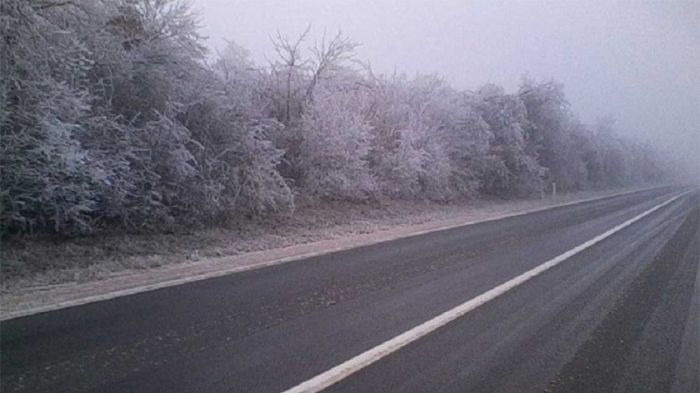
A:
[193,0,699,175]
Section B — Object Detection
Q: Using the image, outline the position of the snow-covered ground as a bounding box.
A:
[1,186,651,319]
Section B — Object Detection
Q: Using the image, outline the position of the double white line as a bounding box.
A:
[282,189,694,393]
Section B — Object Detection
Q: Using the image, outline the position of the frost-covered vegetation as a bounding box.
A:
[1,0,664,236]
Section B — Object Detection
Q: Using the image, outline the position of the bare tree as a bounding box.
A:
[306,31,359,100]
[270,25,310,125]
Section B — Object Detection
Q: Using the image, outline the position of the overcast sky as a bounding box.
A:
[192,0,699,173]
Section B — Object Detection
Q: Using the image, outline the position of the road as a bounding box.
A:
[1,187,698,393]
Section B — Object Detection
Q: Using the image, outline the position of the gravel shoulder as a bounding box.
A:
[0,186,656,319]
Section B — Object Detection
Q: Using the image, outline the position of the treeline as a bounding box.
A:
[0,0,663,235]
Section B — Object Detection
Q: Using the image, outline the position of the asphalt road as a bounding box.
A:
[2,186,698,393]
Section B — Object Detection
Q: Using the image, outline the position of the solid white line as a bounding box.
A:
[0,186,670,321]
[281,189,693,393]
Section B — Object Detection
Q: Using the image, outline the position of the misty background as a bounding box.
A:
[195,0,699,174]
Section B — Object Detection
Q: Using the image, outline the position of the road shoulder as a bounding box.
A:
[0,186,663,320]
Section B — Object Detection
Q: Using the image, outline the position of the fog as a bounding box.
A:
[194,0,699,177]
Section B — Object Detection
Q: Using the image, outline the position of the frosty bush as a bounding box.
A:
[473,84,544,196]
[299,86,376,200]
[367,75,467,200]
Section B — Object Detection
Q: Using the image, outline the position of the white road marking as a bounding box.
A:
[281,189,694,393]
[1,187,668,321]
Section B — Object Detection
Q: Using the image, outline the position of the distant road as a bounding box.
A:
[2,186,698,393]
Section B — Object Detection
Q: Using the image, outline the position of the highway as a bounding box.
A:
[1,186,698,393]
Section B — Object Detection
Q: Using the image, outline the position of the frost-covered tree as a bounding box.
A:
[180,65,293,221]
[262,29,361,182]
[298,85,376,200]
[367,75,464,200]
[519,78,590,191]
[1,0,293,234]
[473,84,544,196]
[1,0,123,233]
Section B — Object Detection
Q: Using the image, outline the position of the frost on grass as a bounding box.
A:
[1,186,642,293]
